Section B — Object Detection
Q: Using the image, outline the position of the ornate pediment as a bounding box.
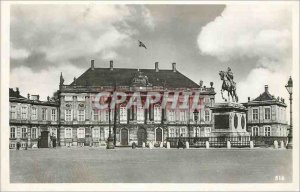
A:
[131,70,152,87]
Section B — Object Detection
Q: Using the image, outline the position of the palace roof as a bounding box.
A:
[70,68,200,89]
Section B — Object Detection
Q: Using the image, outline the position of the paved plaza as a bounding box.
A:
[10,148,292,183]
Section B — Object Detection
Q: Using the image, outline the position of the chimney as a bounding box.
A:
[47,96,50,101]
[199,80,203,87]
[110,60,113,71]
[265,85,269,93]
[16,87,19,95]
[91,60,95,70]
[248,97,250,102]
[172,62,176,72]
[155,62,159,72]
[27,93,30,99]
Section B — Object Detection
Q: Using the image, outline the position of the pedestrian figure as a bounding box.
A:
[177,134,185,149]
[16,142,21,150]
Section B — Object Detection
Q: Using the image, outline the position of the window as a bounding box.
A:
[31,127,37,139]
[93,109,99,121]
[10,127,16,138]
[21,127,27,138]
[51,109,56,121]
[180,127,187,137]
[42,108,47,121]
[65,128,72,138]
[252,127,259,136]
[168,110,175,122]
[205,127,211,137]
[10,106,16,119]
[10,143,16,148]
[21,106,27,120]
[169,128,175,137]
[50,128,57,137]
[205,110,210,121]
[264,126,271,136]
[179,110,186,122]
[264,108,271,120]
[104,110,109,122]
[154,105,161,122]
[137,106,144,122]
[65,110,72,121]
[120,106,127,123]
[32,107,37,120]
[65,96,73,101]
[77,128,85,138]
[78,110,85,121]
[252,109,258,120]
[194,127,200,137]
[204,97,210,103]
[92,128,100,138]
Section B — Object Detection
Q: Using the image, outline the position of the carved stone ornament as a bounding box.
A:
[65,104,71,107]
[79,103,85,108]
[131,70,152,87]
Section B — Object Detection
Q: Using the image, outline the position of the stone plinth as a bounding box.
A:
[211,102,250,137]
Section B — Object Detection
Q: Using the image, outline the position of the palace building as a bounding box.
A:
[57,60,216,147]
[9,88,59,149]
[243,85,288,137]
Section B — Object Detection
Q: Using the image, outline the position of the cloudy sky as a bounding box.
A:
[10,3,293,103]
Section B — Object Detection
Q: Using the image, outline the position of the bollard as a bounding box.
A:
[185,141,189,149]
[250,141,254,149]
[227,141,231,149]
[149,142,153,149]
[167,142,170,149]
[274,140,278,149]
[142,142,146,148]
[205,141,209,149]
[160,142,163,148]
[280,140,285,149]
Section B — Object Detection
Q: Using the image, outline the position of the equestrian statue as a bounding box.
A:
[219,67,239,102]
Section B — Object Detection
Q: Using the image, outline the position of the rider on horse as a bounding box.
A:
[226,67,234,86]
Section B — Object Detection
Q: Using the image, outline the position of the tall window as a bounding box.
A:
[120,106,127,123]
[50,128,57,137]
[168,110,175,122]
[252,109,258,120]
[10,106,16,119]
[264,108,271,120]
[92,128,100,138]
[10,127,16,138]
[21,127,27,138]
[65,109,72,121]
[42,108,47,121]
[137,106,144,122]
[179,110,186,122]
[16,128,21,138]
[32,107,37,120]
[180,127,187,137]
[252,127,259,136]
[77,128,85,138]
[21,106,27,120]
[78,110,85,121]
[169,128,175,137]
[104,110,109,122]
[205,110,210,121]
[154,105,161,122]
[51,109,56,121]
[194,127,200,137]
[31,127,37,139]
[204,127,211,137]
[65,128,72,138]
[93,109,99,121]
[264,126,271,136]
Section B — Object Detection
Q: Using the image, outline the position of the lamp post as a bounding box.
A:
[285,76,293,149]
[106,95,114,149]
[193,109,199,142]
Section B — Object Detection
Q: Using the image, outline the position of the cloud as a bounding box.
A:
[10,64,84,100]
[10,4,155,67]
[10,45,29,59]
[197,4,292,102]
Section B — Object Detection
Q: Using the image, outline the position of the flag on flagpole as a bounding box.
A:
[138,40,147,49]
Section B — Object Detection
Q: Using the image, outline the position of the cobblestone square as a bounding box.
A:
[10,148,292,183]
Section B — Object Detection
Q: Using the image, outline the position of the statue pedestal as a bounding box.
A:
[211,102,250,137]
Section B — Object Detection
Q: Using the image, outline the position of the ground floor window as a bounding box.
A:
[10,143,16,148]
[21,143,27,148]
[169,128,175,137]
[204,127,211,137]
[180,127,187,137]
[77,128,85,138]
[194,127,200,137]
[65,128,72,139]
[31,127,37,139]
[252,127,259,136]
[92,128,100,138]
[264,126,271,136]
[77,142,84,147]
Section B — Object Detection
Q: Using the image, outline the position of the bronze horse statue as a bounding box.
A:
[219,71,238,102]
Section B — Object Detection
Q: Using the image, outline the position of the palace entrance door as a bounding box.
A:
[121,129,128,145]
[137,128,147,146]
[40,131,49,148]
[156,128,163,142]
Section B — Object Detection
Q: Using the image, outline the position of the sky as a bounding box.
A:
[10,3,293,104]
